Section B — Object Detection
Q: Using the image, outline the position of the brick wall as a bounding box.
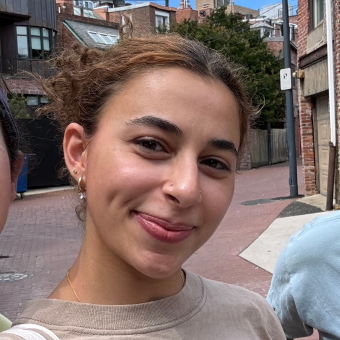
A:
[196,0,214,11]
[109,5,176,37]
[198,8,214,23]
[176,8,198,23]
[334,0,340,201]
[267,41,283,57]
[299,94,316,195]
[296,0,340,196]
[57,2,119,29]
[109,7,153,37]
[297,0,316,195]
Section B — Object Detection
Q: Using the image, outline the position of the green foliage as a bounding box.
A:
[7,94,32,119]
[171,7,285,124]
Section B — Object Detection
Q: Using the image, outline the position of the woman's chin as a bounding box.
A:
[132,252,183,280]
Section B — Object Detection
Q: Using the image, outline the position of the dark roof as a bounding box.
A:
[63,19,119,48]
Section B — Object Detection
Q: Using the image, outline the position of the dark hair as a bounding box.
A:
[39,34,253,147]
[0,85,19,173]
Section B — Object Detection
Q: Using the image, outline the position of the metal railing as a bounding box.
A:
[0,58,54,78]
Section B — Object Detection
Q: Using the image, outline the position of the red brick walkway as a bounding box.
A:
[0,160,318,339]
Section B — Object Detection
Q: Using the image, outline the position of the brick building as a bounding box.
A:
[99,2,176,37]
[0,0,57,99]
[296,0,339,198]
[195,0,259,19]
[56,1,119,49]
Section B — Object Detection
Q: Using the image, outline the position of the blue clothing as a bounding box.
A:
[267,211,340,340]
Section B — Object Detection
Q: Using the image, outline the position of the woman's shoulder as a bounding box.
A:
[188,273,286,339]
[198,274,278,316]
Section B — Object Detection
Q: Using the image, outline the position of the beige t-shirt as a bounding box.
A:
[0,271,285,340]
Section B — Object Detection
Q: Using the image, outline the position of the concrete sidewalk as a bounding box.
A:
[240,193,332,273]
[240,211,331,273]
[0,159,320,339]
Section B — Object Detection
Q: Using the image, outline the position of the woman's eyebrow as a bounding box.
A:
[208,138,238,156]
[127,116,182,136]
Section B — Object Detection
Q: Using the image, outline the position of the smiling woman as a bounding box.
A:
[0,35,285,340]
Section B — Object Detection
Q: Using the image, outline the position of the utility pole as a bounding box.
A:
[281,0,298,197]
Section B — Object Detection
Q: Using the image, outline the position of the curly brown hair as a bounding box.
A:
[40,34,252,142]
[39,34,253,220]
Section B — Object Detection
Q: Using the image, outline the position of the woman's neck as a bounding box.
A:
[49,227,184,305]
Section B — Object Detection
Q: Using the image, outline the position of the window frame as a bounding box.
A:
[16,25,53,60]
[290,26,295,41]
[155,10,170,30]
[16,26,29,59]
[310,0,324,30]
[87,31,118,45]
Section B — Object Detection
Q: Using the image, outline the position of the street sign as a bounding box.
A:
[280,68,292,90]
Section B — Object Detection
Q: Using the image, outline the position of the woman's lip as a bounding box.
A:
[135,212,193,244]
[137,212,194,231]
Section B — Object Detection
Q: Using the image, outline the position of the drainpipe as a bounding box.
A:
[325,0,336,210]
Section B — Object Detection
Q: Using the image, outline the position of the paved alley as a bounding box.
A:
[1,160,319,339]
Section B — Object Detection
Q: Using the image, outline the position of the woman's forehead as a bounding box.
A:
[98,68,241,147]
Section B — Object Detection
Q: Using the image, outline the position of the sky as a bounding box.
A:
[129,0,298,14]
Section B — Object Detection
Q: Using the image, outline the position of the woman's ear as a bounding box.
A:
[63,123,87,181]
[10,151,24,201]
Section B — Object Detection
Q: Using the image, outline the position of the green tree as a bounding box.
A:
[7,94,31,119]
[171,8,285,125]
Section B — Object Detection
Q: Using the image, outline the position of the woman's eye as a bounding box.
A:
[201,159,230,171]
[135,139,165,152]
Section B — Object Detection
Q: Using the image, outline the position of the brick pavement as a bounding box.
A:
[0,160,319,339]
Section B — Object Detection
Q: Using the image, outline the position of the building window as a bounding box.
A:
[16,26,53,59]
[156,16,167,29]
[280,25,295,40]
[74,7,81,15]
[88,31,104,43]
[155,11,170,30]
[26,96,39,106]
[263,28,273,38]
[74,1,94,9]
[88,31,118,45]
[25,95,49,117]
[310,0,323,29]
[16,27,29,59]
[31,27,52,59]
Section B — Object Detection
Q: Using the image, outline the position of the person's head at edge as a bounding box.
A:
[0,87,23,233]
[40,35,253,304]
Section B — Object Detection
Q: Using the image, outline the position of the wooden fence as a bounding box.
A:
[250,128,288,168]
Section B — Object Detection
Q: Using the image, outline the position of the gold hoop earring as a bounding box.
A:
[78,176,86,200]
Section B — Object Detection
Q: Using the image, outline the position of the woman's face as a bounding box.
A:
[67,68,241,279]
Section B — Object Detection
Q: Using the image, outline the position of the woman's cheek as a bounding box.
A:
[87,155,164,205]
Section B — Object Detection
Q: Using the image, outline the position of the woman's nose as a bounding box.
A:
[162,157,202,208]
